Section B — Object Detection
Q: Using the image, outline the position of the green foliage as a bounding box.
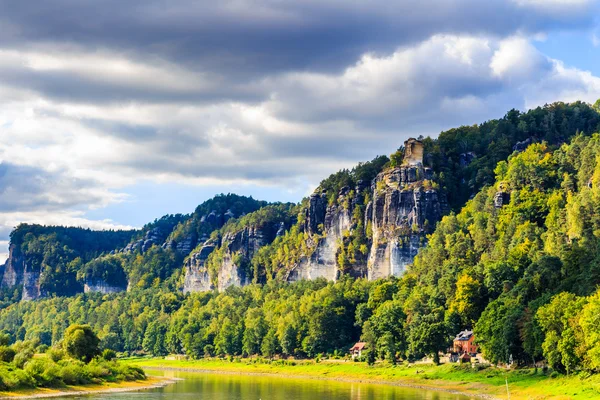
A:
[0,346,16,362]
[77,255,127,288]
[7,225,136,298]
[126,246,183,290]
[102,349,117,361]
[317,155,389,205]
[63,324,100,363]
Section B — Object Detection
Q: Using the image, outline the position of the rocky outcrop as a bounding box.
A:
[460,152,477,167]
[84,279,126,294]
[287,138,448,283]
[367,139,447,280]
[288,184,368,282]
[123,227,166,253]
[513,138,533,152]
[183,241,217,293]
[1,244,25,289]
[289,202,351,282]
[184,223,282,293]
[494,191,511,208]
[21,267,41,301]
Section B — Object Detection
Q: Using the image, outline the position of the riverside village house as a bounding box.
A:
[350,342,367,359]
[449,330,479,363]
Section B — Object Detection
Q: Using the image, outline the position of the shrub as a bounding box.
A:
[13,349,34,368]
[0,346,16,363]
[102,349,117,361]
[24,359,61,387]
[37,344,49,353]
[47,348,66,362]
[58,363,91,385]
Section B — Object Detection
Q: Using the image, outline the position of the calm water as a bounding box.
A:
[60,369,476,400]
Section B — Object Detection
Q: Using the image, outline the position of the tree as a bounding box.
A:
[407,308,448,364]
[537,292,587,374]
[0,332,11,346]
[475,296,525,365]
[63,324,100,363]
[0,346,15,362]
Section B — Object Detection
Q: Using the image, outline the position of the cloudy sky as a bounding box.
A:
[1,0,600,262]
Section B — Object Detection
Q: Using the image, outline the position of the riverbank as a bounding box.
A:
[124,357,600,399]
[0,376,178,399]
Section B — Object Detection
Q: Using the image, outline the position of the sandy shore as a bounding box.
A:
[142,365,497,400]
[0,377,180,399]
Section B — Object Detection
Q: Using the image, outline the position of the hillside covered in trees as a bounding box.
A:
[1,102,600,376]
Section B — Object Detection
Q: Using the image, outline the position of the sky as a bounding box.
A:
[1,0,600,263]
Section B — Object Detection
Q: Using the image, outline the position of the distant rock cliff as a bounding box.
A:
[285,138,447,284]
[287,182,369,282]
[1,244,24,289]
[183,223,283,293]
[0,244,43,301]
[368,139,447,279]
[367,166,446,279]
[84,279,126,294]
[1,144,449,297]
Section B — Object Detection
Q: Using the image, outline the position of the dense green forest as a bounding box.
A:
[3,102,600,377]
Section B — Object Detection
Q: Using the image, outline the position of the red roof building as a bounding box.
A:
[350,342,367,359]
[453,330,478,355]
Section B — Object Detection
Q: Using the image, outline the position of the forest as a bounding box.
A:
[2,102,600,377]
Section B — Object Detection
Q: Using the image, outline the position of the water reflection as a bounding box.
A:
[60,369,475,400]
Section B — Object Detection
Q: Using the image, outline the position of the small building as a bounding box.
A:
[453,330,478,355]
[350,342,367,359]
[459,352,472,363]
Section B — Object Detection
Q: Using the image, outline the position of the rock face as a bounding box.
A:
[183,224,279,293]
[286,138,447,283]
[513,138,533,152]
[367,138,447,279]
[183,241,217,293]
[288,184,368,282]
[494,190,511,208]
[0,244,37,301]
[1,245,25,289]
[367,171,445,279]
[84,279,126,294]
[21,267,41,301]
[123,227,167,253]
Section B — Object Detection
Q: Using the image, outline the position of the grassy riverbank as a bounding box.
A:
[125,357,600,399]
[0,376,175,399]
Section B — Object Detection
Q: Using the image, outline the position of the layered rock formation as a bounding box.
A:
[183,224,280,293]
[368,139,446,279]
[183,241,217,293]
[285,139,448,284]
[287,183,369,282]
[1,245,24,289]
[84,279,126,294]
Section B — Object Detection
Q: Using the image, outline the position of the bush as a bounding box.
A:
[63,325,100,363]
[102,349,117,361]
[0,346,16,363]
[59,363,91,385]
[47,347,66,362]
[37,344,49,353]
[24,359,61,387]
[13,349,34,368]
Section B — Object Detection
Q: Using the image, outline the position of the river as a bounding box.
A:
[55,369,478,400]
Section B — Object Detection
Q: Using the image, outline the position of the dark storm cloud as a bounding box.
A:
[0,162,108,212]
[0,0,596,79]
[0,61,266,105]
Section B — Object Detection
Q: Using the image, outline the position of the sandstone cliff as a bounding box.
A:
[366,165,446,279]
[183,223,283,293]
